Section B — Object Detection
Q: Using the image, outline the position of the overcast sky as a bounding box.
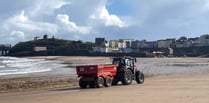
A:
[1,0,209,45]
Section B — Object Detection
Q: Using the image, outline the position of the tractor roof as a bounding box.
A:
[112,56,135,60]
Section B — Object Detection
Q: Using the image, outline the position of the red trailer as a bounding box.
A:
[76,57,144,88]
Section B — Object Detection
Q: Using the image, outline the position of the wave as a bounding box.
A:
[0,56,67,76]
[0,65,5,68]
[0,68,51,76]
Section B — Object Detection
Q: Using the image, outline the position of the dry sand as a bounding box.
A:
[1,73,209,103]
[0,56,209,103]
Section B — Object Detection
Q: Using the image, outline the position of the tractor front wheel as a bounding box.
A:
[135,71,144,84]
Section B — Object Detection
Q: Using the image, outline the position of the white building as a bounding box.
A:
[118,39,134,48]
[92,47,112,53]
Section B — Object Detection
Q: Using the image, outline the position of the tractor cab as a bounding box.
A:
[112,57,137,72]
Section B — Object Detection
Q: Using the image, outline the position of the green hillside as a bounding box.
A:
[9,38,95,56]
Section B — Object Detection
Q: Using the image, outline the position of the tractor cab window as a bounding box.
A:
[130,60,133,66]
[112,59,125,66]
[126,59,133,67]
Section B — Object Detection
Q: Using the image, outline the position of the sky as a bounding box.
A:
[1,0,209,45]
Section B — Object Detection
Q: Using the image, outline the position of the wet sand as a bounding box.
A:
[1,56,209,103]
[0,76,77,94]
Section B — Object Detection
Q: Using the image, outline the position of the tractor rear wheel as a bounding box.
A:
[135,71,144,84]
[105,76,112,87]
[95,77,104,88]
[79,78,88,88]
[121,69,133,85]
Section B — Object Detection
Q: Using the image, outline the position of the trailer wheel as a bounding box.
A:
[135,71,144,84]
[105,76,112,87]
[121,69,133,85]
[95,77,104,88]
[79,78,88,88]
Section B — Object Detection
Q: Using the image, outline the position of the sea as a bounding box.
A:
[0,56,76,78]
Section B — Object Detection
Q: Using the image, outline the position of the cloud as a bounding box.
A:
[10,30,25,38]
[1,10,57,44]
[1,0,209,45]
[10,30,25,41]
[202,0,209,12]
[90,6,127,28]
[56,14,91,34]
[0,0,130,44]
[56,14,77,31]
[4,10,57,33]
[29,0,70,17]
[0,30,25,44]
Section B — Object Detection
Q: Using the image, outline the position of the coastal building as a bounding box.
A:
[144,41,156,48]
[92,35,209,54]
[33,47,47,52]
[43,34,48,40]
[122,48,133,53]
[131,40,138,49]
[186,39,194,47]
[33,46,47,55]
[131,40,146,49]
[95,37,106,47]
[176,41,187,48]
[199,34,209,46]
[184,37,199,47]
[157,39,175,48]
[118,39,133,48]
[0,44,11,56]
[92,47,110,53]
[111,48,120,53]
[109,40,119,48]
[191,37,201,47]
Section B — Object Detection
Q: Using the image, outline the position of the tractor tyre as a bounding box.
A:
[79,78,88,89]
[135,71,144,84]
[105,76,112,87]
[95,77,104,88]
[89,81,95,88]
[121,69,133,85]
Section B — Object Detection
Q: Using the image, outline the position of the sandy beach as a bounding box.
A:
[0,56,209,103]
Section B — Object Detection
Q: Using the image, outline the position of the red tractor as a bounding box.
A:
[76,57,144,88]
